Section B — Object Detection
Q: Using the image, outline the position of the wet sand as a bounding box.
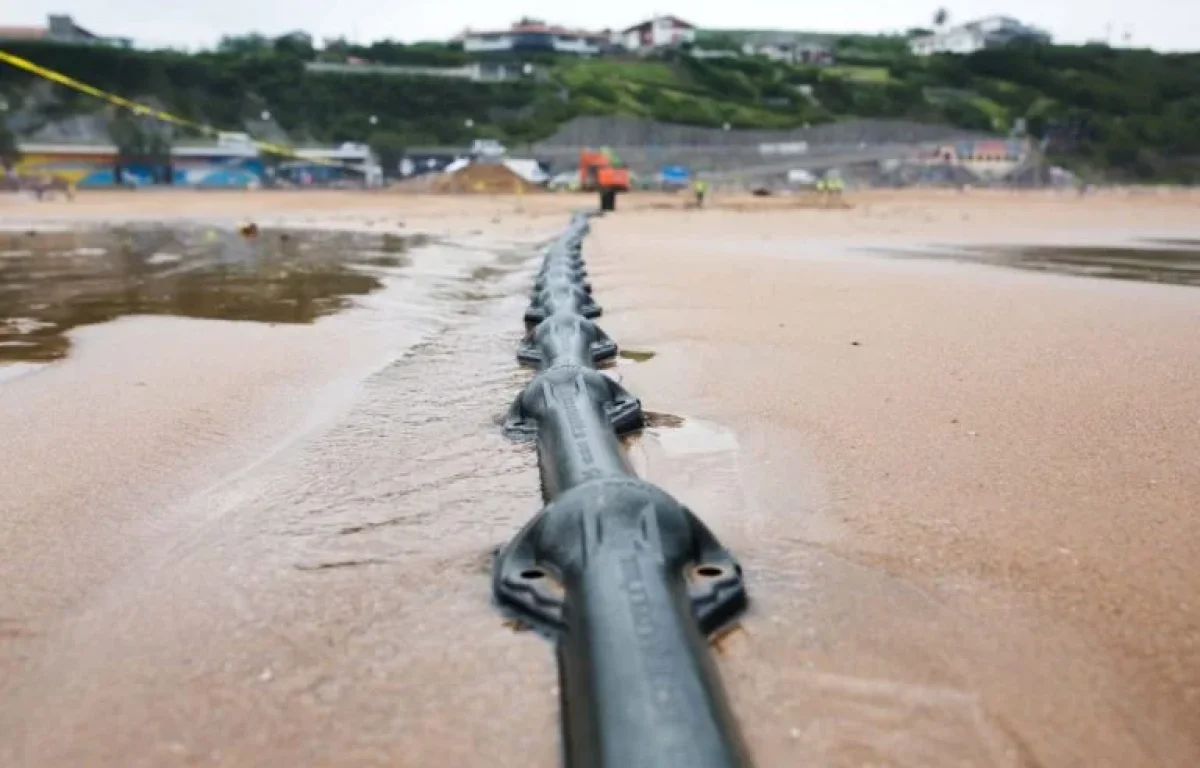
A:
[2,189,1199,766]
[1,199,563,766]
[593,194,1200,766]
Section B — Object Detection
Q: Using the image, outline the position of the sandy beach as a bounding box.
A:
[2,188,1199,767]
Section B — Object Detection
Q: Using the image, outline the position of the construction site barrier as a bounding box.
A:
[495,212,751,767]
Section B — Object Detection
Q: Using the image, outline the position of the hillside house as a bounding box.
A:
[739,33,835,65]
[618,16,697,51]
[459,21,610,56]
[910,16,1050,56]
[0,14,130,47]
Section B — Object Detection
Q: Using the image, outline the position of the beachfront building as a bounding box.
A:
[12,143,261,188]
[910,16,1050,56]
[13,139,380,188]
[922,138,1032,180]
[458,21,610,56]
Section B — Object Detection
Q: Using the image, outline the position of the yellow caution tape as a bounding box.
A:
[0,48,346,167]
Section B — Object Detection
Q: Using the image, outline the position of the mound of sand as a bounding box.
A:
[431,163,542,195]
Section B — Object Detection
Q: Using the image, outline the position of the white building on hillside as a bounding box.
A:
[458,21,609,56]
[910,16,1050,56]
[740,34,835,65]
[617,16,697,51]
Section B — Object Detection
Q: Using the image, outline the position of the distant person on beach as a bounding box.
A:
[33,175,50,201]
[30,174,74,202]
[818,177,842,206]
[828,177,844,200]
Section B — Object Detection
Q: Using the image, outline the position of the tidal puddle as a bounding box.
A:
[652,417,740,457]
[598,348,655,372]
[643,410,685,429]
[882,243,1200,287]
[625,414,741,497]
[0,225,417,363]
[618,348,657,363]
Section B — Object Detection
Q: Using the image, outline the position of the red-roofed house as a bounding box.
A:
[0,25,48,41]
[618,15,697,51]
[0,15,130,47]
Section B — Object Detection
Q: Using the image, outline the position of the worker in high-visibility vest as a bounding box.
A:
[693,179,709,208]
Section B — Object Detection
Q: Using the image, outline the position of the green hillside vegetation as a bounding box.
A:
[553,56,826,128]
[1,35,1198,181]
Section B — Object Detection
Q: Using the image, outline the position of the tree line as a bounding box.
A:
[1,35,1198,181]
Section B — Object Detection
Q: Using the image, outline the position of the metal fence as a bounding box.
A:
[408,116,1009,185]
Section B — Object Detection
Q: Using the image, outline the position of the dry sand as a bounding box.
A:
[1,188,1199,767]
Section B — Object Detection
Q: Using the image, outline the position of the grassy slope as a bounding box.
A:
[553,59,807,128]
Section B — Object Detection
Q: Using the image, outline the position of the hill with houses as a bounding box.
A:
[1,12,1199,181]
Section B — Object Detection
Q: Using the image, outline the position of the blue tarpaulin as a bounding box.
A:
[659,165,691,186]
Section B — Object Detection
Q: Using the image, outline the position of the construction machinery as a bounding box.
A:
[579,148,630,211]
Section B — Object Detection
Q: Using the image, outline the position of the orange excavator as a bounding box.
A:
[579,148,630,212]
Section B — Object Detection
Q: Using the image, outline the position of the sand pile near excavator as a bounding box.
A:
[431,163,543,194]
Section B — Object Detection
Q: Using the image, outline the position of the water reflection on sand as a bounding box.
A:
[882,242,1200,287]
[0,226,424,363]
